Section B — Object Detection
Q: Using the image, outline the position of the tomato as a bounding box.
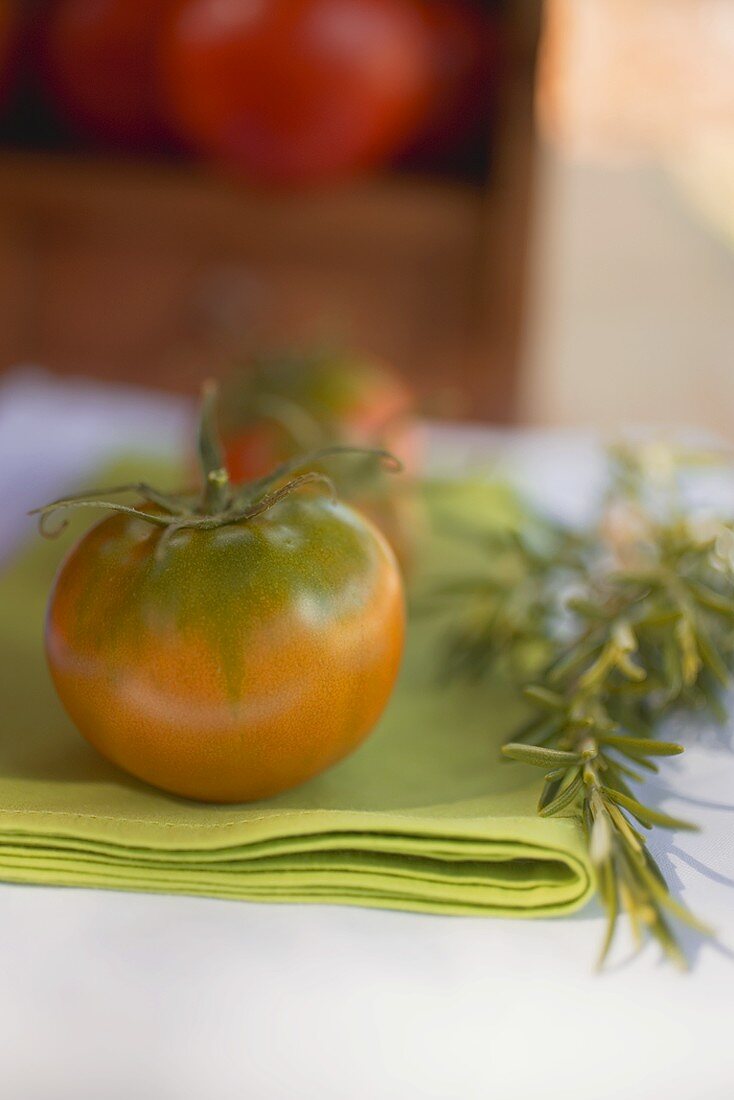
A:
[0,1,19,114]
[404,0,501,164]
[41,0,175,149]
[160,0,432,186]
[220,348,420,482]
[219,349,423,569]
[40,390,405,803]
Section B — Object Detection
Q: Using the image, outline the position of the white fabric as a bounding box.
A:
[0,371,732,1100]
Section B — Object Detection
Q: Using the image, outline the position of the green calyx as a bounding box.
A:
[30,381,402,560]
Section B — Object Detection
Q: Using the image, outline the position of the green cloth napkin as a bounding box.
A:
[0,461,593,917]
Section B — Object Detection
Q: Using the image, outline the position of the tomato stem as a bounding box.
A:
[30,383,403,558]
[198,380,232,514]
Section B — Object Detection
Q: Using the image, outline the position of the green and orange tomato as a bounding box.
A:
[219,348,423,571]
[220,347,419,482]
[39,388,405,803]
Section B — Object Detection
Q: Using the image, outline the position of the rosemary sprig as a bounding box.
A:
[439,442,733,967]
[424,518,585,683]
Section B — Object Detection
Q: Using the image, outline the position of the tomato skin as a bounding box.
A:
[160,0,432,185]
[46,495,405,803]
[41,0,175,149]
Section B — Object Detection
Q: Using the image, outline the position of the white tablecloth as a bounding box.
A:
[1,371,732,1100]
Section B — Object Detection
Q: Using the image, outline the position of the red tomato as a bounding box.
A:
[160,0,432,186]
[41,0,175,149]
[0,1,19,114]
[405,0,502,163]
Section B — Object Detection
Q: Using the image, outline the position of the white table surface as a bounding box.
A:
[1,371,732,1100]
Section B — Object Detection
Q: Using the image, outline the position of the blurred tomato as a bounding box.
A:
[219,348,424,571]
[405,0,501,163]
[221,347,421,481]
[42,0,175,149]
[0,1,19,114]
[160,0,432,186]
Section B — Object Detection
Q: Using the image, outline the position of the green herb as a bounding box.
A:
[436,442,732,967]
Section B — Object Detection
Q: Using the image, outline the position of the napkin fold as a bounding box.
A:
[0,462,593,917]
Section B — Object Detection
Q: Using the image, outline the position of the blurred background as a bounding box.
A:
[0,0,732,434]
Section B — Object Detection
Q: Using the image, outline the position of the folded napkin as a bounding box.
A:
[0,462,593,917]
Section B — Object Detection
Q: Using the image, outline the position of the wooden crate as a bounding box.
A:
[0,5,540,422]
